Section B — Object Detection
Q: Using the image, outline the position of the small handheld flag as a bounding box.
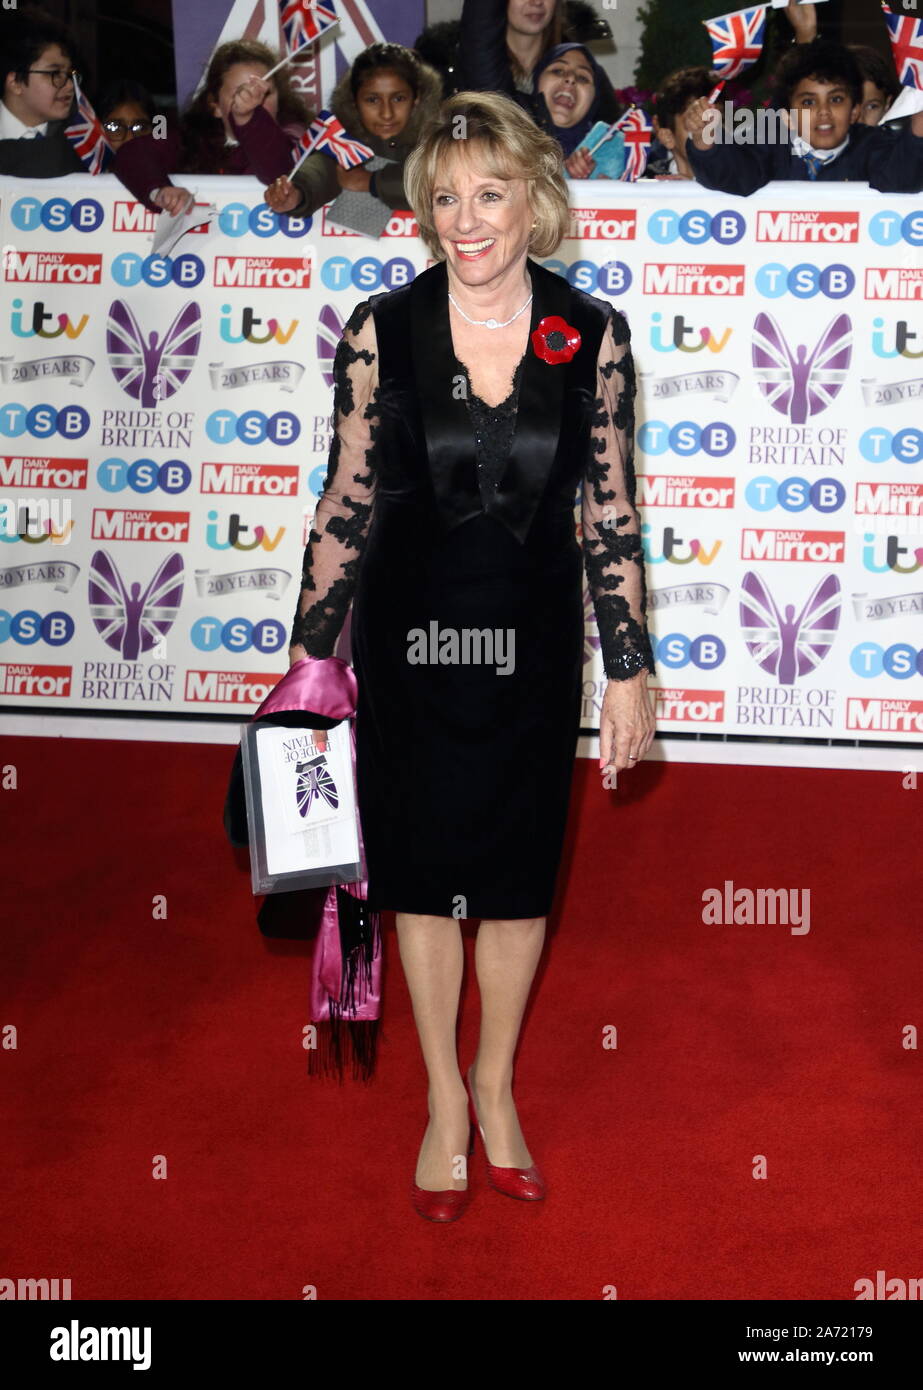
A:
[703,5,768,81]
[293,109,374,172]
[65,77,113,175]
[881,3,923,90]
[614,105,653,181]
[277,0,339,62]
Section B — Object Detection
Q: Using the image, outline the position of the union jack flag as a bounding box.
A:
[64,77,112,174]
[702,4,767,81]
[881,3,923,89]
[615,106,652,181]
[294,109,373,171]
[279,0,339,56]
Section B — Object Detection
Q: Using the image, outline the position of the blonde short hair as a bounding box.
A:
[404,91,570,261]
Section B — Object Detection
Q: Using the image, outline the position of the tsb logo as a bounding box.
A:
[320,256,415,291]
[652,633,726,669]
[850,644,923,679]
[546,260,632,296]
[190,617,288,653]
[745,477,846,513]
[755,263,854,299]
[647,209,745,244]
[217,203,311,238]
[97,459,192,494]
[205,411,300,446]
[859,427,923,463]
[11,196,104,233]
[111,253,205,287]
[867,211,923,246]
[0,609,74,645]
[638,420,735,457]
[0,404,89,439]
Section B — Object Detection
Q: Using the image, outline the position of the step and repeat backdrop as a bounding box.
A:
[0,174,921,745]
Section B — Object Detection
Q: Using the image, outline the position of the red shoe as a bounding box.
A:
[465,1066,546,1201]
[410,1119,476,1222]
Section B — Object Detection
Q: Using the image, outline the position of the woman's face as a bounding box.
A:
[355,69,417,140]
[432,149,533,288]
[507,0,554,36]
[102,100,153,146]
[211,62,279,126]
[537,49,595,129]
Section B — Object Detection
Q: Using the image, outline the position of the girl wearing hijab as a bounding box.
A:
[459,0,617,176]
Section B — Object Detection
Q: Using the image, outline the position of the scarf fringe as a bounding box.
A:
[307,886,383,1082]
[307,1014,382,1082]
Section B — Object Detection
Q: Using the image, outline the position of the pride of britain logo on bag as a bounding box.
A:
[295,754,339,819]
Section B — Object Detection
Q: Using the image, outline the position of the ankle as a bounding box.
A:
[469,1062,513,1102]
[426,1080,467,1115]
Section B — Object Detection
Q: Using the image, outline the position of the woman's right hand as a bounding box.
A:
[265,175,300,212]
[288,643,327,751]
[152,186,194,216]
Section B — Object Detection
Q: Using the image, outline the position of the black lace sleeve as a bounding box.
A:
[582,306,656,681]
[290,300,380,657]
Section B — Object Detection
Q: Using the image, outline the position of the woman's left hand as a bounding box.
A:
[336,165,372,191]
[598,671,655,777]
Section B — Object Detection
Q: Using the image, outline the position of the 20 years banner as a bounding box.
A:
[0,174,921,744]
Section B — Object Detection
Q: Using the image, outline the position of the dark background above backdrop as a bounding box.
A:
[5,0,916,123]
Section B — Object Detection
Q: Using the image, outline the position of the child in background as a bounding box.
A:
[458,0,617,176]
[685,40,923,194]
[645,67,716,181]
[114,39,310,214]
[97,80,157,149]
[848,45,901,126]
[265,43,442,222]
[0,4,82,176]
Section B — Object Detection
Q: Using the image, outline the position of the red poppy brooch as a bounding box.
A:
[531,315,581,365]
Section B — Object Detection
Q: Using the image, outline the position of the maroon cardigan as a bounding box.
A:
[114,106,304,211]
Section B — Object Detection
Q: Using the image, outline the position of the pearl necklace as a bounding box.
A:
[448,291,533,331]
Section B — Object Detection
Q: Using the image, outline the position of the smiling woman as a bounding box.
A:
[289,90,656,1221]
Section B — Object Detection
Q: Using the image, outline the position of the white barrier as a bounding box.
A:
[0,173,921,747]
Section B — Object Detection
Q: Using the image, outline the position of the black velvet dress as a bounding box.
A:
[291,257,655,919]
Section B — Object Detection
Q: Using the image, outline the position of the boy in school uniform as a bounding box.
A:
[0,6,83,177]
[684,41,923,195]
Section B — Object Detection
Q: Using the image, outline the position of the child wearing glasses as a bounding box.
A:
[98,80,157,149]
[0,5,83,175]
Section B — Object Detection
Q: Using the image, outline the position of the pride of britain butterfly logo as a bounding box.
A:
[88,550,184,659]
[106,300,201,407]
[739,571,841,686]
[751,313,852,425]
[295,755,339,819]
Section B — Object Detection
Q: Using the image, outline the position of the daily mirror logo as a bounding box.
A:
[756,211,859,244]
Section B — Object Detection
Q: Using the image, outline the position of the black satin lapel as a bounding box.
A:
[491,259,572,545]
[411,261,483,531]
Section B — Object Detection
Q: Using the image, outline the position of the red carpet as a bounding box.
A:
[2,734,918,1300]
